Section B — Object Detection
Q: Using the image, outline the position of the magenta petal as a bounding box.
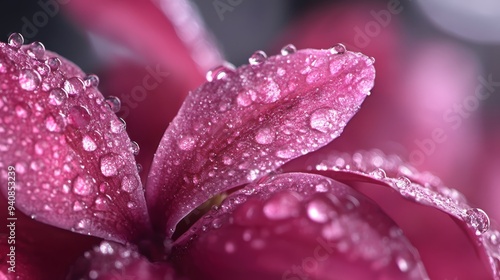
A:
[147,48,376,235]
[67,241,181,280]
[299,149,500,278]
[171,173,428,280]
[0,39,149,243]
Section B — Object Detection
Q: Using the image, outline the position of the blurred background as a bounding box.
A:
[1,0,499,219]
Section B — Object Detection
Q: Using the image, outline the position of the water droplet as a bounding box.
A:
[82,135,97,152]
[236,90,256,107]
[48,88,68,106]
[263,192,301,220]
[68,106,91,128]
[19,69,41,91]
[309,108,339,133]
[15,103,30,118]
[46,57,61,71]
[63,77,85,96]
[255,127,275,145]
[136,163,143,173]
[94,196,109,211]
[276,149,295,159]
[206,64,235,82]
[307,199,331,223]
[260,80,281,103]
[73,201,85,211]
[121,175,138,193]
[178,135,196,151]
[73,175,94,196]
[489,230,499,246]
[330,43,346,54]
[74,218,91,231]
[99,182,109,193]
[36,64,50,76]
[464,208,490,235]
[105,96,121,113]
[127,202,137,209]
[129,141,140,155]
[44,114,64,132]
[99,242,114,255]
[212,218,222,229]
[277,67,286,76]
[84,74,99,88]
[396,255,411,272]
[395,177,411,190]
[306,71,321,84]
[100,154,120,177]
[248,50,267,65]
[110,118,126,133]
[8,33,24,49]
[27,42,45,60]
[280,44,297,56]
[370,168,386,179]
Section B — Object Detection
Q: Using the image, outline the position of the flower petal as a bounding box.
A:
[296,149,499,279]
[147,47,376,236]
[0,38,149,243]
[67,241,182,280]
[171,173,428,279]
[64,0,223,89]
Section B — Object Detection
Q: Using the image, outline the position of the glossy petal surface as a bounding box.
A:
[171,173,428,280]
[147,48,376,235]
[0,40,149,243]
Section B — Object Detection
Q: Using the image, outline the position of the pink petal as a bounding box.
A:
[0,37,149,243]
[64,0,223,90]
[295,149,499,279]
[147,47,376,236]
[171,173,428,280]
[68,241,181,280]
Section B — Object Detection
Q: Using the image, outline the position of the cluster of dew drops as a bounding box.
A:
[4,33,144,221]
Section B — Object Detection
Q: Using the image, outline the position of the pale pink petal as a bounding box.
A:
[147,47,376,236]
[0,37,149,243]
[171,173,428,280]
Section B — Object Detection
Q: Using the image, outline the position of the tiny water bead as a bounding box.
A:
[105,96,121,113]
[46,57,61,71]
[177,135,197,151]
[82,135,97,152]
[63,77,85,96]
[206,64,235,82]
[370,168,387,179]
[72,175,94,196]
[110,118,126,134]
[8,33,24,49]
[280,44,297,56]
[248,50,267,66]
[18,69,41,91]
[254,127,275,145]
[121,175,138,193]
[464,208,490,235]
[129,141,140,155]
[329,43,346,55]
[48,88,68,106]
[309,107,339,133]
[27,41,46,60]
[84,74,100,88]
[100,153,120,177]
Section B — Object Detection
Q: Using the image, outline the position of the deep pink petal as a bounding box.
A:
[64,0,222,90]
[147,47,376,236]
[171,173,428,280]
[0,37,149,243]
[67,241,182,280]
[292,150,499,279]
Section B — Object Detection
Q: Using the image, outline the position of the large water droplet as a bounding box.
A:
[121,175,138,193]
[82,135,97,152]
[309,108,339,133]
[63,77,85,96]
[248,50,267,65]
[178,135,196,151]
[48,88,68,106]
[46,57,61,71]
[44,114,64,132]
[370,168,387,179]
[105,96,121,113]
[129,141,140,155]
[263,192,302,220]
[206,64,235,82]
[8,33,24,49]
[27,42,45,60]
[68,106,91,128]
[255,127,275,145]
[100,153,120,177]
[73,175,94,196]
[280,44,297,56]
[110,118,126,134]
[307,198,331,223]
[464,208,490,235]
[84,74,100,88]
[19,69,41,91]
[329,43,346,54]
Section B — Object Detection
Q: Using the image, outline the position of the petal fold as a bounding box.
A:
[0,37,149,243]
[171,173,428,280]
[147,47,375,235]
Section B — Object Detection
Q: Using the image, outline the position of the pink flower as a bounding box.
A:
[0,1,499,279]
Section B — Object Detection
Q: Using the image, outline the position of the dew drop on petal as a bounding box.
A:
[307,199,331,223]
[121,175,138,193]
[329,43,346,54]
[72,175,94,196]
[44,114,63,132]
[63,77,85,96]
[309,108,339,133]
[48,88,68,106]
[395,176,411,190]
[370,168,387,179]
[206,64,235,82]
[46,57,61,71]
[84,74,99,88]
[8,33,24,49]
[276,149,294,159]
[110,118,126,134]
[248,50,267,65]
[263,192,301,220]
[178,135,196,151]
[105,96,121,113]
[15,103,30,118]
[27,42,45,60]
[68,106,91,128]
[280,44,297,56]
[129,141,140,155]
[82,135,97,152]
[255,127,275,145]
[19,69,41,91]
[100,153,119,177]
[464,208,490,235]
